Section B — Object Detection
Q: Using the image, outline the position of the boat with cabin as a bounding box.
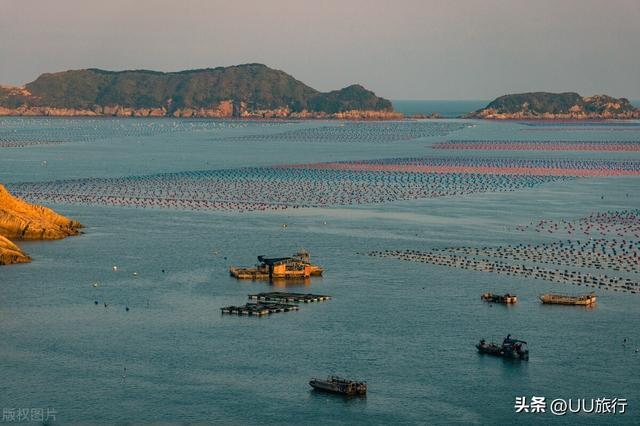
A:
[309,376,367,396]
[476,335,529,360]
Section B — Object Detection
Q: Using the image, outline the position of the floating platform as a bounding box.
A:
[539,292,597,305]
[229,267,270,280]
[230,251,323,281]
[248,292,331,303]
[481,292,517,304]
[220,302,299,316]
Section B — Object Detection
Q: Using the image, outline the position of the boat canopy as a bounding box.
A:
[257,256,295,266]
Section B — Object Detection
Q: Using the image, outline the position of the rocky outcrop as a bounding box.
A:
[469,92,640,120]
[0,235,31,265]
[0,183,82,265]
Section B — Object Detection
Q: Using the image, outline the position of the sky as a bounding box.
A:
[1,0,639,100]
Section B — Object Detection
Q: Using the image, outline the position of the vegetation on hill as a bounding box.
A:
[0,64,394,116]
[469,92,640,119]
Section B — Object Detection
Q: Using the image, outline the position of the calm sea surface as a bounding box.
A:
[0,116,639,425]
[392,100,487,117]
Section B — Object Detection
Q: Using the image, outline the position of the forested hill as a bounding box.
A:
[469,92,640,119]
[0,64,399,119]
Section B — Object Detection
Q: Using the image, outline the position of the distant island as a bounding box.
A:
[468,92,640,120]
[0,63,401,119]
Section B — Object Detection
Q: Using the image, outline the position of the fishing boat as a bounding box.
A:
[476,335,529,360]
[309,376,367,396]
[539,292,597,305]
[481,292,517,304]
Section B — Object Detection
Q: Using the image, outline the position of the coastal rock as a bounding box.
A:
[0,183,82,240]
[0,235,31,265]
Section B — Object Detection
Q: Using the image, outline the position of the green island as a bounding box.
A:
[469,92,640,119]
[0,63,400,119]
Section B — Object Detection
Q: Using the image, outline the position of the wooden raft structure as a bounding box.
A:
[220,302,300,316]
[539,292,597,305]
[248,292,331,303]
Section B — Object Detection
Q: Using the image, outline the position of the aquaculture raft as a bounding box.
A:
[539,292,597,305]
[220,302,299,316]
[248,292,331,303]
[230,251,323,280]
[481,293,517,304]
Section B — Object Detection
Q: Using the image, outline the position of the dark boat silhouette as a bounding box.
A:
[476,335,529,360]
[309,376,367,396]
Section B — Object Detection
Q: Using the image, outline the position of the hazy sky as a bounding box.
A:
[1,0,639,100]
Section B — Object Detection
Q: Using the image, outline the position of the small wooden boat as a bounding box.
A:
[539,292,596,305]
[476,335,529,360]
[309,376,367,396]
[481,292,517,304]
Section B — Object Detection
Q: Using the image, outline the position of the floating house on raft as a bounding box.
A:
[229,250,323,280]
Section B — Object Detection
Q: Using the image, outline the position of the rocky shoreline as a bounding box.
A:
[0,104,404,120]
[0,183,82,265]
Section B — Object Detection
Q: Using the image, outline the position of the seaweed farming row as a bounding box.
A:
[0,140,70,148]
[516,209,640,238]
[224,121,466,143]
[518,121,640,127]
[288,157,640,176]
[0,117,290,145]
[438,239,640,273]
[7,165,570,212]
[433,140,640,152]
[368,247,638,294]
[367,211,640,295]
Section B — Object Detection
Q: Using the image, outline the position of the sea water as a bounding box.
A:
[0,117,638,424]
[392,100,488,118]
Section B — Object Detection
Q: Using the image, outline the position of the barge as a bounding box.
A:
[539,292,597,305]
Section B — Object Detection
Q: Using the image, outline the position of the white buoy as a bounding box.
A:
[92,282,99,288]
[112,265,118,272]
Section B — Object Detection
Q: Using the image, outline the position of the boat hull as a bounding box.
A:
[539,293,596,305]
[476,344,529,360]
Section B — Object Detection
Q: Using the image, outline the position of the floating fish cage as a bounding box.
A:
[220,302,300,316]
[248,292,331,303]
